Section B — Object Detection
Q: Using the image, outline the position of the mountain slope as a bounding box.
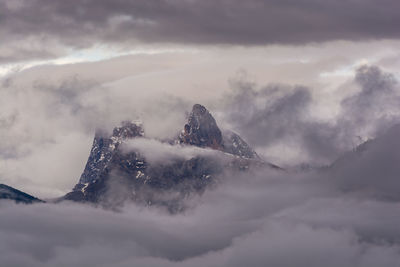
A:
[0,184,44,204]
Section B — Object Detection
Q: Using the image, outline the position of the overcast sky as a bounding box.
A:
[1,1,400,266]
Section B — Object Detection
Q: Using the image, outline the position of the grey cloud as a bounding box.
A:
[225,84,312,147]
[223,65,400,165]
[275,197,400,244]
[340,65,400,138]
[223,82,343,164]
[2,0,400,62]
[2,154,400,266]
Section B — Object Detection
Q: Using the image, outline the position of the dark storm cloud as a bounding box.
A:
[224,65,400,164]
[2,0,400,62]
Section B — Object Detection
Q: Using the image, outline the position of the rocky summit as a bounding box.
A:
[179,104,224,150]
[178,104,260,159]
[64,104,276,211]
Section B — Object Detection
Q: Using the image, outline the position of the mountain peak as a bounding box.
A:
[179,104,223,150]
[192,103,208,114]
[179,104,259,159]
[64,103,270,209]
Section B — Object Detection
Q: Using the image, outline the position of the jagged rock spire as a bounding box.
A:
[179,104,259,159]
[179,104,224,150]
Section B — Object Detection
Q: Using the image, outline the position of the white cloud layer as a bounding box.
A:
[2,158,400,266]
[123,138,219,165]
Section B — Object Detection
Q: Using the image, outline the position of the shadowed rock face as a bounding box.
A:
[0,184,43,204]
[64,104,273,211]
[78,121,144,185]
[222,130,260,160]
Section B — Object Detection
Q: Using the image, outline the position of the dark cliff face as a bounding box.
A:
[0,184,43,204]
[64,104,272,211]
[78,121,144,185]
